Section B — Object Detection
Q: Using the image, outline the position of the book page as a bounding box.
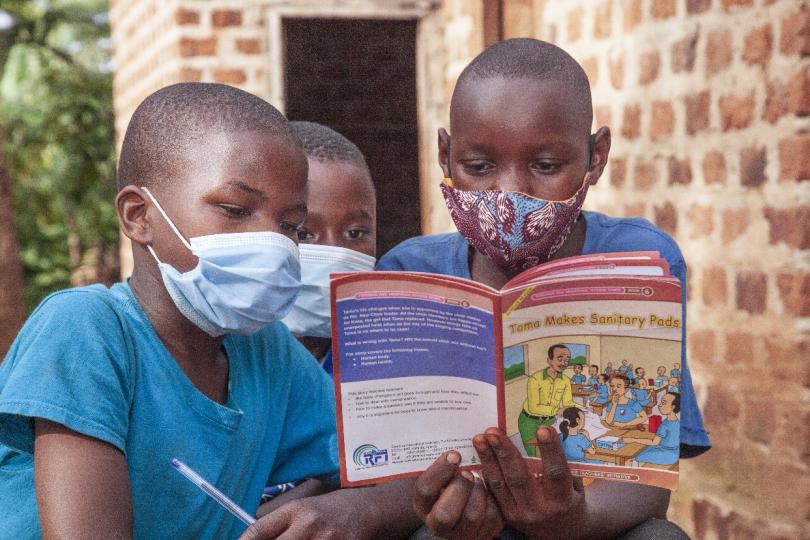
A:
[500,276,682,490]
[331,273,504,486]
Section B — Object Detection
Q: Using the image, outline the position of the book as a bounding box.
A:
[331,252,682,490]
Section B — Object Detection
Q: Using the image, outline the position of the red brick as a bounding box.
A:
[623,202,646,217]
[703,151,727,184]
[702,267,727,306]
[212,9,242,27]
[653,201,677,235]
[722,0,753,9]
[650,101,674,139]
[175,8,200,25]
[706,29,733,75]
[609,56,623,89]
[686,0,711,13]
[764,78,789,123]
[721,208,750,243]
[581,56,598,86]
[651,0,676,19]
[621,104,641,139]
[719,92,755,131]
[567,7,583,42]
[610,157,627,188]
[212,69,247,84]
[671,32,698,73]
[634,160,658,190]
[594,0,613,39]
[688,329,716,365]
[788,67,810,116]
[778,134,810,180]
[777,273,810,316]
[684,91,710,135]
[780,9,810,56]
[594,105,611,128]
[739,146,767,187]
[764,206,810,249]
[178,67,202,82]
[742,24,773,68]
[179,37,217,57]
[668,156,692,185]
[639,49,660,85]
[703,386,741,428]
[725,331,754,364]
[235,38,262,55]
[622,0,643,31]
[688,203,713,238]
[736,271,767,314]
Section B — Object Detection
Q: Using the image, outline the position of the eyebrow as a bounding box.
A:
[225,180,268,200]
[343,209,375,222]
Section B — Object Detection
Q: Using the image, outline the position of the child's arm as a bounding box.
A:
[255,478,330,518]
[612,411,648,428]
[34,419,133,540]
[241,479,423,539]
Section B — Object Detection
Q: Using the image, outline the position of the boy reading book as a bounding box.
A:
[377,38,708,539]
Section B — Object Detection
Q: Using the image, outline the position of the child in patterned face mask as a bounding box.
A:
[378,38,708,540]
[282,121,377,370]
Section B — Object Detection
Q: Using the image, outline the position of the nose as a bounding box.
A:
[487,167,533,194]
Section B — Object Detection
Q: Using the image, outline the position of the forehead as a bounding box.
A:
[306,159,376,214]
[450,77,590,146]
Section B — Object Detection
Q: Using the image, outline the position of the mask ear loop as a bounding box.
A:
[140,186,193,264]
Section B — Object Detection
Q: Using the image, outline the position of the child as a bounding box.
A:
[604,375,648,428]
[558,407,599,464]
[671,362,681,379]
[590,373,610,407]
[282,121,377,373]
[587,364,599,386]
[624,393,681,466]
[617,359,631,376]
[570,364,586,385]
[0,83,416,539]
[668,376,680,394]
[389,39,708,538]
[604,361,614,375]
[634,367,647,388]
[655,365,669,387]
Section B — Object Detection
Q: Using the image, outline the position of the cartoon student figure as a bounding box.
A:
[518,344,581,457]
[634,367,647,388]
[667,376,680,394]
[558,407,600,464]
[604,362,614,375]
[604,375,648,428]
[587,364,599,386]
[617,359,631,376]
[624,392,681,466]
[655,365,669,388]
[671,362,681,379]
[570,364,586,385]
[590,373,610,407]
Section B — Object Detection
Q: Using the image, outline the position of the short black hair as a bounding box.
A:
[547,344,570,359]
[117,83,299,191]
[452,38,593,133]
[289,121,368,169]
[667,392,681,413]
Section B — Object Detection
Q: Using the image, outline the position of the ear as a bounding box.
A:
[437,128,451,178]
[587,126,612,185]
[116,186,152,247]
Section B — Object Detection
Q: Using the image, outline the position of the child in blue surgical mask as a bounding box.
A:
[282,121,377,373]
[378,38,709,539]
[0,84,418,539]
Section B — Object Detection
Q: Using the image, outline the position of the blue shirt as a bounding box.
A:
[636,418,680,466]
[587,376,598,386]
[632,388,652,406]
[605,400,644,423]
[377,211,710,456]
[571,374,586,385]
[671,368,681,378]
[560,433,592,462]
[593,383,610,404]
[0,283,339,539]
[655,375,669,387]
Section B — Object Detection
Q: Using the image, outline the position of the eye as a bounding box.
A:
[345,228,371,240]
[218,204,250,217]
[460,160,494,174]
[531,161,562,174]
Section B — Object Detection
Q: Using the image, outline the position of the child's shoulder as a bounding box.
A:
[376,232,468,275]
[583,211,684,267]
[24,283,133,330]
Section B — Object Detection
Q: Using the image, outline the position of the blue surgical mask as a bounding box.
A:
[282,244,375,338]
[142,187,301,337]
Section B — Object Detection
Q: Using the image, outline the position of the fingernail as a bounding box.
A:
[486,434,500,447]
[446,451,461,465]
[537,426,553,442]
[473,435,487,450]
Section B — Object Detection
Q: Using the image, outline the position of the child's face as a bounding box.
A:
[669,377,678,385]
[140,131,308,272]
[588,366,597,376]
[300,159,376,257]
[610,378,627,396]
[440,77,604,200]
[658,366,666,375]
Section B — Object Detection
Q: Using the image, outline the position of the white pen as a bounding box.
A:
[171,458,256,527]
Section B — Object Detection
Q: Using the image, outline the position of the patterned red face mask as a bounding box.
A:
[440,174,591,275]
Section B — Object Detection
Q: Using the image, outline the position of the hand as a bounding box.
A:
[473,427,587,540]
[413,451,504,540]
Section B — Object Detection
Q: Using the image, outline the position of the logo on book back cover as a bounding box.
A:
[353,444,389,468]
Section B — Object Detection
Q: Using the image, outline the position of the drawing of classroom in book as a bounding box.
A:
[503,336,682,471]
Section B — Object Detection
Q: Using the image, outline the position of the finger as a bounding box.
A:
[413,451,461,519]
[239,507,292,540]
[459,475,488,531]
[425,474,473,536]
[482,428,533,500]
[535,425,575,501]
[573,475,585,493]
[482,485,505,538]
[473,432,516,512]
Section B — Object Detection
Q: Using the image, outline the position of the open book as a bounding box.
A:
[331,252,683,490]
